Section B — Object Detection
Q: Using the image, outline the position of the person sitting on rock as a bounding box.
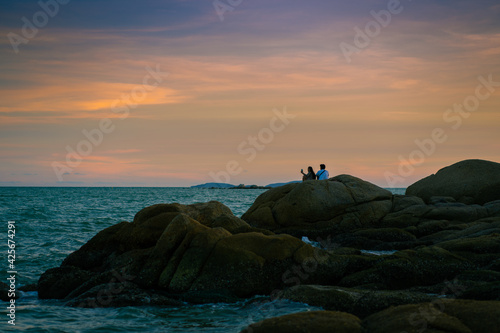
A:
[301,166,316,181]
[316,164,329,180]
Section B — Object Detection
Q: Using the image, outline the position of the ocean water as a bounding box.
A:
[1,187,325,332]
[0,187,404,332]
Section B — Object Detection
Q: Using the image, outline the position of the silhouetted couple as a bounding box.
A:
[301,164,329,181]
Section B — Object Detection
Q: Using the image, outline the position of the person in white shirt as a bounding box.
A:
[316,164,329,180]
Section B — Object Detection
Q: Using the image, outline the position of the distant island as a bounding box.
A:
[191,182,236,189]
[191,181,301,189]
[229,184,271,189]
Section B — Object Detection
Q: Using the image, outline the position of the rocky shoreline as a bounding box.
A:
[33,159,500,332]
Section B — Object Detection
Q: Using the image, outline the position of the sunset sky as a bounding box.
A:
[1,0,499,187]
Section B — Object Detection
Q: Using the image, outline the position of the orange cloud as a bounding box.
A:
[0,81,187,114]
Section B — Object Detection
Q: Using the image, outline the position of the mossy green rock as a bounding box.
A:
[240,310,362,333]
[40,201,335,301]
[243,299,500,332]
[340,246,474,289]
[363,299,500,333]
[279,284,433,318]
[242,175,393,237]
[190,232,308,297]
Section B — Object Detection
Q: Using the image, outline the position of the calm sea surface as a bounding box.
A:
[0,187,404,332]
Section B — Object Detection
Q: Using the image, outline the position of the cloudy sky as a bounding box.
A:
[1,0,499,187]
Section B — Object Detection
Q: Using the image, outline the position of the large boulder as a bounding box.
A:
[242,300,500,333]
[36,191,500,317]
[244,170,500,250]
[241,175,393,237]
[60,201,269,272]
[240,310,363,333]
[38,201,335,303]
[406,159,500,205]
[363,299,500,333]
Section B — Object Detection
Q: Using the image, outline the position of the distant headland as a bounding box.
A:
[191,181,301,189]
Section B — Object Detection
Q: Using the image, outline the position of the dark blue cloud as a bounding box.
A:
[2,0,499,36]
[0,0,209,29]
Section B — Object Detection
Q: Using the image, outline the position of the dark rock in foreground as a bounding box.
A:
[66,281,184,308]
[38,196,500,305]
[363,299,500,333]
[240,310,363,333]
[278,284,434,318]
[39,201,338,303]
[241,300,500,333]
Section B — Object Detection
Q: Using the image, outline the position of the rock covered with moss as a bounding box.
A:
[241,174,393,237]
[36,159,500,333]
[39,201,335,303]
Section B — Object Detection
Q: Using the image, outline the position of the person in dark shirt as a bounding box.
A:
[301,166,316,181]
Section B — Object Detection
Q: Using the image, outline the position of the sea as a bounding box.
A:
[0,187,405,332]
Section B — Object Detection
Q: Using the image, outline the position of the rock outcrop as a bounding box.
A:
[278,284,433,318]
[241,174,393,237]
[363,299,500,333]
[38,201,336,303]
[406,159,500,204]
[36,159,500,332]
[338,245,476,289]
[242,300,500,333]
[242,170,500,252]
[240,310,363,333]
